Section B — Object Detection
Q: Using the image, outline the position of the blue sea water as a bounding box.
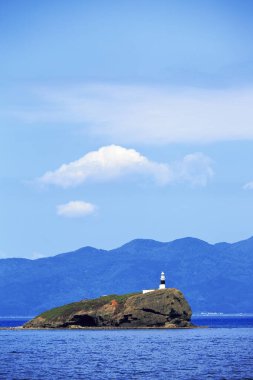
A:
[0,318,29,328]
[0,317,253,380]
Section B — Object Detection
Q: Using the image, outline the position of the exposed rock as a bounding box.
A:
[24,288,193,329]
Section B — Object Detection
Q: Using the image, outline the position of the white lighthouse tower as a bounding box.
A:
[159,271,166,289]
[142,271,166,293]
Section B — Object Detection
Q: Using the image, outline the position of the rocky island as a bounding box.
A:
[24,288,193,329]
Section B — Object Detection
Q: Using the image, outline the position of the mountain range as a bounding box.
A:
[1,236,253,316]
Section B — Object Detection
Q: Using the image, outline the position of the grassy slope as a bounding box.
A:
[38,292,141,321]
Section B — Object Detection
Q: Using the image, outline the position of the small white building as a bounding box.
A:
[142,271,166,294]
[142,289,155,294]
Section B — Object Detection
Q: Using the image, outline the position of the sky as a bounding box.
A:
[1,0,253,258]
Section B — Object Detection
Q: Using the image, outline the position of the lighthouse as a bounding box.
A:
[142,271,166,293]
[159,271,166,289]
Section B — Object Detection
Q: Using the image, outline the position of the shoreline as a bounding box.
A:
[0,324,201,331]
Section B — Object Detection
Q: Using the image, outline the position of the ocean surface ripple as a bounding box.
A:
[1,324,253,380]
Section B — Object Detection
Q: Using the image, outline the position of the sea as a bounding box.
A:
[0,316,253,380]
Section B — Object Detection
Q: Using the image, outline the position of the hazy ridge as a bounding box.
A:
[1,236,253,316]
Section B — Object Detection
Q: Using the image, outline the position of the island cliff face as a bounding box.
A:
[24,289,193,329]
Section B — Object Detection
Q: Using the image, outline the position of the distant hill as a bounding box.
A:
[1,236,253,316]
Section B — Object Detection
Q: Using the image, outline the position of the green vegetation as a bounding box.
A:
[38,292,141,321]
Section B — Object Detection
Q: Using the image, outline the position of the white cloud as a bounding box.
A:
[243,182,253,190]
[13,83,253,144]
[38,145,213,188]
[57,201,96,218]
[176,153,214,187]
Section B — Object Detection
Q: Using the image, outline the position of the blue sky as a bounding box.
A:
[1,0,253,258]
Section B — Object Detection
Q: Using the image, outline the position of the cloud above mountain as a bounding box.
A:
[38,145,213,188]
[13,84,253,144]
[57,201,96,218]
